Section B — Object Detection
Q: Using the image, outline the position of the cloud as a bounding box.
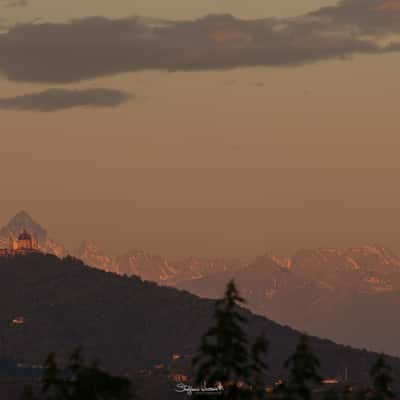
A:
[309,0,400,34]
[0,0,28,7]
[0,0,399,83]
[0,88,132,112]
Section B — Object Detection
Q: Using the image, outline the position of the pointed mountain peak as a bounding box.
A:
[0,211,48,242]
[11,210,35,223]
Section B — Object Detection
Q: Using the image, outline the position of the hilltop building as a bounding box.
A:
[0,230,40,256]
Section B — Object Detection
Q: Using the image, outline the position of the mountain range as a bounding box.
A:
[2,211,400,357]
[0,211,242,284]
[177,249,400,356]
[0,252,394,386]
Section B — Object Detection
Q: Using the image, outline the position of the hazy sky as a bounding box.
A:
[1,0,400,259]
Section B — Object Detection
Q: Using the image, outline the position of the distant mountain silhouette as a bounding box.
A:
[4,211,400,361]
[0,211,242,284]
[178,250,400,356]
[0,211,47,243]
[0,253,396,384]
[77,243,243,284]
[0,212,67,257]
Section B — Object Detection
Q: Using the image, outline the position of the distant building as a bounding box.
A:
[169,373,189,382]
[322,378,340,385]
[12,316,25,325]
[0,230,40,256]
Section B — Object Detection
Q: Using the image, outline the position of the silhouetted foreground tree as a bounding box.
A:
[23,349,134,400]
[277,334,322,400]
[193,280,330,399]
[370,354,394,400]
[193,280,269,399]
[322,389,339,400]
[249,333,269,400]
[192,279,250,399]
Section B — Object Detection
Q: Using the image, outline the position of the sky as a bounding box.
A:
[1,0,400,259]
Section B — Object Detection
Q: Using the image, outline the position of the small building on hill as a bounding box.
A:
[0,230,40,256]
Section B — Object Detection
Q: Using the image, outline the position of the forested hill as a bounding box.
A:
[0,253,396,383]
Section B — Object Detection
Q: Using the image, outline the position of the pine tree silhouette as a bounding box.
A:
[323,389,340,400]
[351,388,368,400]
[279,334,322,400]
[41,353,67,400]
[67,348,132,400]
[370,354,394,400]
[192,279,251,399]
[341,384,354,400]
[21,386,38,400]
[25,349,134,400]
[249,333,269,400]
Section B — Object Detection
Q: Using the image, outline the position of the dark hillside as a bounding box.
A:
[0,254,396,383]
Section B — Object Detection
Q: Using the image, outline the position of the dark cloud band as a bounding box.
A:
[0,0,28,8]
[0,88,132,111]
[0,0,399,83]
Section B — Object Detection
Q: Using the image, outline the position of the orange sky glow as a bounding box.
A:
[1,0,400,259]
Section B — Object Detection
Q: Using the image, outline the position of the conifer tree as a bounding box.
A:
[280,334,322,400]
[192,280,250,399]
[249,333,269,400]
[41,353,67,400]
[25,349,134,400]
[22,386,38,400]
[341,384,354,400]
[370,354,394,400]
[323,389,340,400]
[351,388,368,400]
[66,348,132,400]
